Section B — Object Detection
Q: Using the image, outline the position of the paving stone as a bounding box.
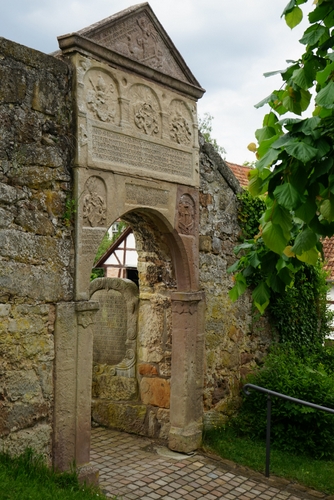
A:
[90,427,329,500]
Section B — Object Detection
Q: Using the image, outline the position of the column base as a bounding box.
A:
[77,464,99,486]
[168,423,202,453]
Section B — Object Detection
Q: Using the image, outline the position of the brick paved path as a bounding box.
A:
[90,427,331,500]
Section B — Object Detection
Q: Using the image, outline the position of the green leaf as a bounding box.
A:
[315,138,331,159]
[254,93,277,109]
[282,0,296,16]
[255,126,276,143]
[285,142,318,163]
[295,197,317,224]
[263,112,279,128]
[257,134,280,157]
[271,133,296,149]
[227,260,240,273]
[296,247,319,265]
[278,266,294,286]
[255,148,280,172]
[299,24,326,46]
[291,67,313,90]
[274,183,306,210]
[291,228,318,255]
[320,199,334,221]
[285,6,303,29]
[308,4,332,23]
[295,116,321,137]
[229,273,247,302]
[262,221,290,255]
[272,204,293,233]
[267,273,286,294]
[315,82,334,109]
[252,282,270,314]
[299,88,312,112]
[316,61,334,87]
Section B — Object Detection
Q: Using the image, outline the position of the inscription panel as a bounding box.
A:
[91,127,193,179]
[125,184,169,207]
[92,288,127,365]
[81,227,106,259]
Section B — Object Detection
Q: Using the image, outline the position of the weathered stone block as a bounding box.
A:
[92,374,137,400]
[0,66,26,103]
[0,423,52,459]
[92,401,147,435]
[199,192,212,207]
[157,408,170,440]
[140,377,170,408]
[6,370,43,402]
[0,182,17,204]
[138,363,158,376]
[199,235,211,253]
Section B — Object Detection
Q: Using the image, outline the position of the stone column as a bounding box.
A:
[75,301,100,465]
[168,291,205,453]
[54,301,99,471]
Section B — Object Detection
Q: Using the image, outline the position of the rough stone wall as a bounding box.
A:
[0,38,74,459]
[92,212,174,441]
[198,135,271,428]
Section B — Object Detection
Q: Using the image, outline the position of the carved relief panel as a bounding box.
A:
[84,11,187,82]
[129,84,161,137]
[169,100,194,147]
[177,194,195,236]
[83,68,120,125]
[82,176,107,228]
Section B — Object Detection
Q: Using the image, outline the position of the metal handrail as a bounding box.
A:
[243,383,334,478]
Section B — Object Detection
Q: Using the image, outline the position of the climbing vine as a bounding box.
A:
[229,0,334,312]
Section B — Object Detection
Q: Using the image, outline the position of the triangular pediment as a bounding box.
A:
[75,3,201,88]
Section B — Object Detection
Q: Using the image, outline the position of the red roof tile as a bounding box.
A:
[323,237,334,280]
[226,162,251,188]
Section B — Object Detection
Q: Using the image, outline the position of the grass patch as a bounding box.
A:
[0,448,112,500]
[203,426,334,495]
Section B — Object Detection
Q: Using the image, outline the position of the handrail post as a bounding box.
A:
[265,394,272,478]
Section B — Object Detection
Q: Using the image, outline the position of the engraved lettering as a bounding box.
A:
[92,127,192,178]
[125,184,168,207]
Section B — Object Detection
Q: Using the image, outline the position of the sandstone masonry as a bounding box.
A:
[0,37,74,460]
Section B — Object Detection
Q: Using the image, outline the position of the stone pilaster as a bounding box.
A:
[169,291,205,453]
[54,301,99,471]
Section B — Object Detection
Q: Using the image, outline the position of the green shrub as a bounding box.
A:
[235,345,334,459]
[269,262,332,350]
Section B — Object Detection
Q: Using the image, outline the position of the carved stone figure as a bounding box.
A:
[86,73,116,122]
[170,112,192,145]
[83,177,107,227]
[178,194,195,235]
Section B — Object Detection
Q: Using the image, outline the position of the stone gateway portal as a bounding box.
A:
[54,3,206,471]
[0,2,271,480]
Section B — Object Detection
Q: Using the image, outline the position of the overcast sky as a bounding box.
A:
[1,0,313,164]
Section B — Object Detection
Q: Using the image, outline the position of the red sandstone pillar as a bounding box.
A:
[169,291,205,453]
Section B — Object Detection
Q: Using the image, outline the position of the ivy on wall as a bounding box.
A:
[234,190,332,349]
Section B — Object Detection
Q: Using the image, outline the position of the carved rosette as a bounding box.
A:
[82,176,107,227]
[177,194,195,235]
[84,69,119,123]
[130,84,161,137]
[134,102,159,136]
